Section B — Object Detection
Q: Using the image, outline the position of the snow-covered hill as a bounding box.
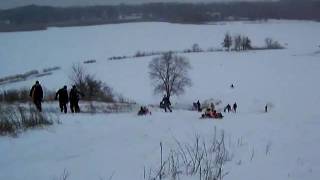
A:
[0,20,320,180]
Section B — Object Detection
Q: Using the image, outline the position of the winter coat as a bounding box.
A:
[233,103,237,109]
[30,84,43,101]
[69,88,83,102]
[162,96,171,106]
[56,88,69,103]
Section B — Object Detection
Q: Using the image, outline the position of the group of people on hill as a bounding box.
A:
[138,95,172,116]
[193,100,237,119]
[193,100,222,119]
[138,106,151,116]
[29,81,84,113]
[55,85,84,113]
[224,103,237,113]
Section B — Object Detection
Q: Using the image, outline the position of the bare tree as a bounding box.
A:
[69,63,86,91]
[241,36,252,50]
[222,32,232,51]
[192,43,201,52]
[265,37,283,49]
[234,35,242,51]
[149,52,192,100]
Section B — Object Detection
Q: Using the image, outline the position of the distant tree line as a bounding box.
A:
[223,33,252,51]
[1,1,319,31]
[222,33,284,51]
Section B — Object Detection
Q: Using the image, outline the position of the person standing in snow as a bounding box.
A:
[161,95,172,112]
[196,100,201,112]
[29,81,43,112]
[265,104,268,113]
[233,102,238,113]
[210,102,215,111]
[224,104,231,113]
[69,85,84,113]
[55,85,69,113]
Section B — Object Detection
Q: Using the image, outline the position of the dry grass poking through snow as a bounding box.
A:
[147,129,232,180]
[0,103,59,136]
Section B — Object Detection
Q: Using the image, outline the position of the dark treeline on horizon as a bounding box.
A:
[0,1,319,32]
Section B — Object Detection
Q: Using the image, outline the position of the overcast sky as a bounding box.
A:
[0,0,280,9]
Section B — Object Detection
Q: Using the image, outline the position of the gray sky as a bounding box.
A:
[0,0,278,9]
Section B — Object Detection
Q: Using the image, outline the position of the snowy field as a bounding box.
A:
[0,20,320,180]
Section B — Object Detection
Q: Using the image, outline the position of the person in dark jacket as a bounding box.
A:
[69,85,84,113]
[233,102,238,113]
[138,106,151,116]
[161,95,172,112]
[55,85,69,113]
[224,104,231,113]
[265,104,268,113]
[196,100,201,112]
[29,81,43,112]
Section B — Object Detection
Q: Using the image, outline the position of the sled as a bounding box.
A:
[200,113,223,119]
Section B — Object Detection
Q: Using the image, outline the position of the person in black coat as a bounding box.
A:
[224,104,231,113]
[29,81,43,112]
[55,85,69,113]
[265,104,268,113]
[161,95,172,112]
[233,102,238,113]
[196,100,201,112]
[69,85,84,113]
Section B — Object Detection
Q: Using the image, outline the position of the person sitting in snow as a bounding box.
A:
[138,106,151,115]
[215,112,224,119]
[202,108,214,118]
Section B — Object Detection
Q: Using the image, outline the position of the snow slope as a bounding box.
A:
[0,20,320,180]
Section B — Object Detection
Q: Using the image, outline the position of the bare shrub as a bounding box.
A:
[21,105,54,128]
[0,105,20,135]
[265,38,284,49]
[0,70,39,85]
[0,88,30,103]
[192,43,202,52]
[0,104,57,136]
[43,66,61,73]
[148,130,232,180]
[69,64,115,102]
[0,88,56,103]
[83,59,97,64]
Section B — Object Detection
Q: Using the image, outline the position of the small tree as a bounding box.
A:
[242,36,252,50]
[149,52,192,100]
[234,35,242,51]
[192,43,201,52]
[265,38,283,49]
[222,32,232,51]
